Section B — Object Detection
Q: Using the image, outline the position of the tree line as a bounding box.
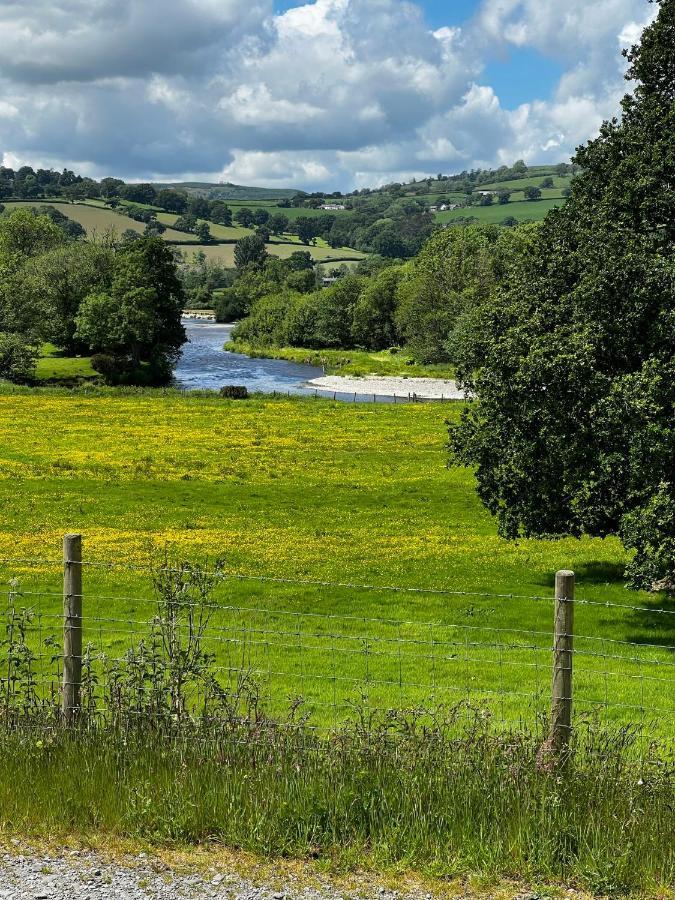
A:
[230,225,534,362]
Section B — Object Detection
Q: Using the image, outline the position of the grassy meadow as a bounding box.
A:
[435,198,565,225]
[174,241,366,266]
[0,388,672,736]
[2,200,188,242]
[35,344,96,381]
[478,175,573,192]
[225,200,352,221]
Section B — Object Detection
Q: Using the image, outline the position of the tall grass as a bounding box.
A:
[0,715,672,895]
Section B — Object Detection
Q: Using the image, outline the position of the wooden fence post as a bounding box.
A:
[63,534,83,725]
[550,569,574,754]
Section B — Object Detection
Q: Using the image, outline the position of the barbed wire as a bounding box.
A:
[0,555,672,618]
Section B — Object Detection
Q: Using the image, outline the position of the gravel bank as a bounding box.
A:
[0,846,439,900]
[305,375,466,400]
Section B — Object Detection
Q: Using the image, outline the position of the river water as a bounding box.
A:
[174,320,323,394]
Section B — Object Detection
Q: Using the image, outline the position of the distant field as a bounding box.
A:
[161,182,300,201]
[505,188,567,201]
[404,191,468,202]
[3,201,188,242]
[3,201,364,263]
[435,198,564,225]
[156,213,249,242]
[226,201,352,221]
[174,242,366,266]
[35,344,96,381]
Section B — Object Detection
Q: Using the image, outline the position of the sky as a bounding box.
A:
[0,0,657,191]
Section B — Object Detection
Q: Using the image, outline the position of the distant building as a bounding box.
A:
[321,204,347,210]
[429,205,439,213]
[477,190,494,197]
[322,277,339,287]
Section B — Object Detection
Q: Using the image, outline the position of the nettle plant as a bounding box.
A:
[97,555,273,731]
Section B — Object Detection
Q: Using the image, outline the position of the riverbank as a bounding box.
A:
[306,374,465,400]
[225,341,456,379]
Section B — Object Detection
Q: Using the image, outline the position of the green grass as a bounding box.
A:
[0,721,671,893]
[406,191,469,203]
[0,387,672,738]
[0,386,673,890]
[503,188,567,201]
[227,342,456,377]
[225,201,352,221]
[34,344,96,381]
[162,182,299,201]
[478,175,573,192]
[0,200,363,269]
[435,199,564,225]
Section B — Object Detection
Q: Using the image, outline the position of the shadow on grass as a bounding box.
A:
[535,561,674,652]
[535,560,627,591]
[624,594,675,651]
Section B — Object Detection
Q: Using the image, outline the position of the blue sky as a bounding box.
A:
[0,0,653,189]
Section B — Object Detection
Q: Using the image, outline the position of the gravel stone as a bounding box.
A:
[0,846,446,900]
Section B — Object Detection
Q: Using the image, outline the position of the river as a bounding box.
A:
[174,319,460,402]
[174,320,323,395]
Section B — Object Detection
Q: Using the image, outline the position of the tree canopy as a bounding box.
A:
[75,238,185,384]
[450,0,675,589]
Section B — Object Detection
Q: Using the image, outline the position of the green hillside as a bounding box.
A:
[3,200,189,242]
[3,201,364,266]
[162,182,302,201]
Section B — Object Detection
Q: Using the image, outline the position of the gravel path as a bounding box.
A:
[304,375,466,401]
[0,846,440,900]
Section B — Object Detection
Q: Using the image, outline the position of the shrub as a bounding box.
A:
[0,333,38,382]
[220,385,249,399]
[90,352,133,384]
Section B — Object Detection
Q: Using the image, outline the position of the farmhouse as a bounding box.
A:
[321,203,346,210]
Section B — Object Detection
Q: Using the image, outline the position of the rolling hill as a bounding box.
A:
[159,182,303,201]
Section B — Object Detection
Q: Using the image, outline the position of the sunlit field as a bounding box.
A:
[0,388,671,733]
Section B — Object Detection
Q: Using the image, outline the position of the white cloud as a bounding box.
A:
[220,85,324,125]
[0,0,657,190]
[220,150,332,187]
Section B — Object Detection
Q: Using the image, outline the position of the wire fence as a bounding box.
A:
[0,536,673,749]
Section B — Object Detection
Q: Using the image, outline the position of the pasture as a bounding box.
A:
[478,175,573,192]
[225,200,352,221]
[435,198,565,225]
[2,202,366,265]
[0,388,671,735]
[35,344,96,381]
[174,241,366,266]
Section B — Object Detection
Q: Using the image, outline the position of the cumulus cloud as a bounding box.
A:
[0,0,657,189]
